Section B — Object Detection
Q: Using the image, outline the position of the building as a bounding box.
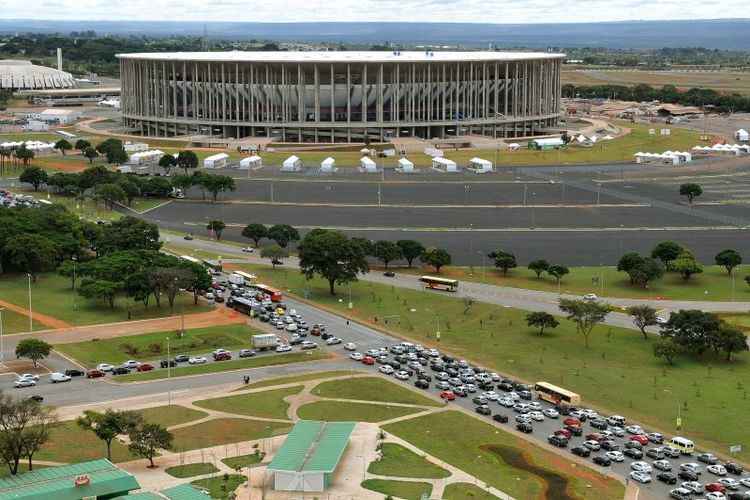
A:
[0,60,75,90]
[18,87,122,107]
[267,420,355,492]
[28,108,81,125]
[117,51,564,143]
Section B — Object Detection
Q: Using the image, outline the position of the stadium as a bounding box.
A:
[117,51,564,142]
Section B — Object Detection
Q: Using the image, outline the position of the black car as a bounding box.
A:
[160,359,177,368]
[592,456,611,467]
[321,332,333,340]
[388,361,401,370]
[624,440,643,450]
[478,381,494,391]
[548,435,568,448]
[475,405,492,416]
[728,493,750,500]
[677,470,699,482]
[112,367,130,375]
[27,395,44,402]
[516,422,533,433]
[565,425,583,436]
[725,462,745,475]
[656,472,677,485]
[571,446,591,457]
[600,440,620,451]
[623,448,643,459]
[498,382,514,392]
[590,418,608,430]
[174,354,190,363]
[414,379,430,390]
[383,271,396,277]
[493,414,509,424]
[64,369,85,377]
[417,374,432,382]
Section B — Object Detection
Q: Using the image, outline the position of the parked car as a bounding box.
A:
[86,369,105,379]
[440,391,456,401]
[516,422,533,433]
[136,363,154,372]
[623,448,644,459]
[657,472,678,485]
[239,349,256,358]
[111,367,130,375]
[630,471,651,484]
[14,379,36,388]
[548,435,568,448]
[344,342,357,351]
[64,369,85,377]
[699,453,720,465]
[362,356,375,365]
[571,446,590,457]
[493,414,509,424]
[725,463,744,475]
[96,363,114,372]
[49,372,71,383]
[606,451,625,462]
[593,456,611,467]
[708,464,728,476]
[414,379,430,390]
[160,359,177,368]
[188,356,208,364]
[669,487,692,499]
[174,355,190,363]
[475,405,492,416]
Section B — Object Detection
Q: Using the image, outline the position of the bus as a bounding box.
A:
[249,283,283,302]
[534,382,582,407]
[669,437,695,455]
[229,270,257,286]
[228,296,255,316]
[201,259,223,273]
[419,276,459,292]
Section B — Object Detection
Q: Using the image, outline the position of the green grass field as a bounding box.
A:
[368,443,450,479]
[165,462,218,478]
[0,464,48,479]
[36,420,133,463]
[194,385,302,420]
[191,474,246,500]
[0,308,43,333]
[236,263,750,462]
[384,411,624,500]
[296,401,422,423]
[135,405,208,428]
[56,324,259,368]
[239,370,358,390]
[311,377,441,407]
[443,483,499,500]
[15,189,122,222]
[361,479,433,500]
[171,418,291,452]
[0,273,211,327]
[222,451,264,470]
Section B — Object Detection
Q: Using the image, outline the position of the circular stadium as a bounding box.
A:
[117,51,564,142]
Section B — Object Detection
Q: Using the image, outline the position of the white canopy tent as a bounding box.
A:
[735,129,749,142]
[239,155,262,170]
[431,157,458,172]
[281,155,302,172]
[468,157,493,174]
[129,149,164,166]
[359,156,377,173]
[320,157,337,173]
[396,157,415,173]
[507,143,521,151]
[203,153,229,169]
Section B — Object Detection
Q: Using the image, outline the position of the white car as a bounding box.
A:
[122,360,141,369]
[631,461,652,473]
[656,316,668,324]
[625,424,644,434]
[344,342,357,351]
[499,398,515,408]
[528,402,542,411]
[275,345,292,353]
[49,372,71,383]
[740,478,750,488]
[241,247,255,253]
[350,352,364,361]
[96,363,114,372]
[17,373,40,381]
[609,426,625,437]
[653,459,672,471]
[379,365,394,375]
[394,371,410,380]
[285,323,298,332]
[482,391,499,401]
[583,440,601,451]
[583,293,598,301]
[707,464,727,476]
[706,493,726,500]
[427,349,441,358]
[606,451,624,462]
[14,379,36,388]
[629,471,651,484]
[188,356,207,364]
[326,337,342,345]
[529,411,545,422]
[718,478,740,490]
[680,481,703,494]
[679,463,702,474]
[542,408,559,418]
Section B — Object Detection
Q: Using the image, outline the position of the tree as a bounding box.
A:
[525,311,559,336]
[419,248,451,274]
[53,139,72,156]
[105,146,128,165]
[77,409,142,461]
[396,240,425,268]
[0,394,56,475]
[117,179,140,206]
[181,261,213,305]
[158,154,176,175]
[19,166,48,191]
[617,252,643,284]
[242,223,267,247]
[653,338,681,366]
[547,264,569,284]
[171,174,194,193]
[673,250,703,281]
[260,244,289,269]
[14,145,34,166]
[176,150,198,175]
[15,339,52,368]
[78,278,119,308]
[199,174,235,202]
[98,217,161,255]
[128,423,173,468]
[373,240,402,269]
[619,255,663,289]
[528,259,550,278]
[626,305,658,340]
[679,183,702,204]
[95,183,127,209]
[151,267,193,311]
[715,249,742,275]
[651,241,683,270]
[206,220,226,240]
[660,309,721,355]
[3,234,60,279]
[96,138,123,157]
[558,298,611,348]
[74,139,91,152]
[716,325,748,361]
[267,224,300,248]
[488,249,517,276]
[83,147,99,164]
[351,237,374,256]
[298,229,369,295]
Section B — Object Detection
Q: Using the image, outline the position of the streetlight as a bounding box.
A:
[0,308,5,363]
[72,256,78,311]
[166,337,172,406]
[26,273,33,332]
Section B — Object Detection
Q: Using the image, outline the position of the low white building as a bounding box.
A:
[736,129,749,142]
[124,142,149,153]
[359,156,377,173]
[203,153,230,169]
[23,120,49,132]
[33,108,81,125]
[129,149,164,166]
[239,155,262,170]
[467,157,493,173]
[431,156,458,172]
[396,157,415,173]
[320,157,337,173]
[281,155,302,172]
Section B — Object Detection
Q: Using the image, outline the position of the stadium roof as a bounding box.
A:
[117,51,565,63]
[0,459,139,500]
[268,420,356,474]
[0,60,75,90]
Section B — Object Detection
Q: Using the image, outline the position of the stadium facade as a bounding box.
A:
[117,51,564,142]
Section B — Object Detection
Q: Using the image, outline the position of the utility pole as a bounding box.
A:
[167,337,172,406]
[0,308,4,364]
[27,273,33,332]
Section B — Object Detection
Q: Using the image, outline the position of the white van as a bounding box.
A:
[669,437,695,455]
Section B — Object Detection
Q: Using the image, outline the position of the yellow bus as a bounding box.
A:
[669,437,695,455]
[534,382,582,406]
[419,276,459,292]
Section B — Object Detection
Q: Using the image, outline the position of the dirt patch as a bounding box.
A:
[0,298,71,329]
[0,359,51,375]
[35,157,89,173]
[481,444,572,500]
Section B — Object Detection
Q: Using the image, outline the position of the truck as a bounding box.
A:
[252,333,278,351]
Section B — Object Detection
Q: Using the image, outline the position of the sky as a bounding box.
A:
[3,0,745,24]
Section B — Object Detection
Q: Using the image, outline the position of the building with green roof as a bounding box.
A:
[0,459,140,500]
[267,420,355,492]
[113,483,211,500]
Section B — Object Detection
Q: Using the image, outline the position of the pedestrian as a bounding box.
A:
[243,375,250,384]
[346,320,350,327]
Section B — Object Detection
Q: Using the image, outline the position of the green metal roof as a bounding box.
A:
[0,459,140,500]
[112,493,163,500]
[160,484,212,500]
[267,420,355,473]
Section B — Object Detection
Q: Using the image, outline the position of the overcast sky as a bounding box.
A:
[2,0,743,23]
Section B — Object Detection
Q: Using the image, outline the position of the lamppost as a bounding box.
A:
[0,307,5,363]
[26,273,33,332]
[72,256,78,310]
[166,337,172,406]
[477,251,486,281]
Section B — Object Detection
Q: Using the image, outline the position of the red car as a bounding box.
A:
[362,356,375,366]
[86,369,105,379]
[555,429,572,439]
[705,483,726,493]
[586,433,604,442]
[440,390,456,401]
[136,363,154,372]
[563,417,581,428]
[629,434,649,446]
[213,352,232,361]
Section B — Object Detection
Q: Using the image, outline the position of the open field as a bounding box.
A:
[311,377,442,407]
[0,273,210,327]
[361,479,433,500]
[0,308,43,333]
[165,462,218,478]
[36,420,133,463]
[14,188,122,222]
[562,68,750,95]
[443,483,499,500]
[385,411,624,500]
[222,452,264,470]
[368,443,450,479]
[194,385,301,420]
[134,405,208,428]
[191,474,245,500]
[236,263,750,462]
[240,370,358,390]
[296,400,422,422]
[56,324,259,367]
[170,418,291,451]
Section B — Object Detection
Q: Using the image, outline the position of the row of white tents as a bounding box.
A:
[692,144,750,156]
[634,151,693,165]
[0,140,56,154]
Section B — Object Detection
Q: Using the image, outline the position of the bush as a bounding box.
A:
[121,343,139,356]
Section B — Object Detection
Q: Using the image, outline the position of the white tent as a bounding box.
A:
[203,153,229,169]
[468,157,493,174]
[735,129,749,142]
[396,157,415,173]
[320,157,337,173]
[432,157,458,172]
[129,149,164,166]
[507,143,521,151]
[359,156,377,173]
[281,155,302,172]
[239,155,262,170]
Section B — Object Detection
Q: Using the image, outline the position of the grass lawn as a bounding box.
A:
[56,324,260,368]
[0,273,211,327]
[296,401,421,423]
[128,198,170,213]
[361,479,433,500]
[311,377,441,407]
[443,483,499,500]
[191,474,246,500]
[239,370,358,390]
[116,350,329,382]
[194,385,302,420]
[384,411,624,500]
[235,263,750,462]
[165,462,218,478]
[135,405,208,428]
[171,418,291,452]
[368,443,449,479]
[15,189,122,222]
[0,308,44,333]
[0,464,48,479]
[222,451,265,470]
[36,420,133,463]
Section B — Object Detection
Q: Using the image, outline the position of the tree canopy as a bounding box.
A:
[298,229,369,295]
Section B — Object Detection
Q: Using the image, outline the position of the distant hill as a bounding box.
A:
[1,19,748,50]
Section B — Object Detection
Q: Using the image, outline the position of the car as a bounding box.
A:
[626,424,645,434]
[174,355,190,363]
[285,323,298,332]
[624,448,644,459]
[706,483,728,493]
[600,440,620,451]
[64,369,85,377]
[543,408,559,419]
[275,345,292,353]
[718,478,741,490]
[706,493,727,500]
[111,367,130,375]
[563,417,581,428]
[724,463,744,476]
[516,422,533,433]
[383,271,396,277]
[589,418,608,430]
[648,432,664,444]
[681,481,704,494]
[631,461,652,474]
[679,463,702,475]
[606,415,626,427]
[136,363,154,372]
[440,391,456,401]
[183,233,193,240]
[213,352,232,361]
[27,395,44,402]
[394,370,410,380]
[379,365,395,375]
[188,356,207,364]
[529,411,545,422]
[664,447,682,458]
[624,440,643,450]
[700,453,721,465]
[555,429,572,439]
[86,369,105,379]
[17,373,40,381]
[629,434,649,446]
[592,456,611,467]
[548,435,568,448]
[740,478,750,488]
[630,471,651,484]
[160,359,177,368]
[571,446,590,457]
[493,414,509,424]
[362,356,375,365]
[239,349,256,358]
[343,342,357,351]
[349,352,364,361]
[96,363,114,372]
[678,470,700,482]
[49,372,71,383]
[515,414,532,424]
[565,425,583,436]
[300,341,318,350]
[583,440,600,451]
[606,451,625,462]
[585,432,604,442]
[583,293,598,301]
[414,379,429,390]
[646,448,665,460]
[326,337,342,346]
[453,386,468,397]
[476,405,492,416]
[654,459,672,471]
[669,487,693,500]
[658,472,678,485]
[241,247,255,253]
[708,465,728,476]
[609,426,625,437]
[14,379,36,388]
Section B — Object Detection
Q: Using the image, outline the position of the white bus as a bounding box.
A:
[669,437,695,455]
[419,276,459,292]
[229,270,257,286]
